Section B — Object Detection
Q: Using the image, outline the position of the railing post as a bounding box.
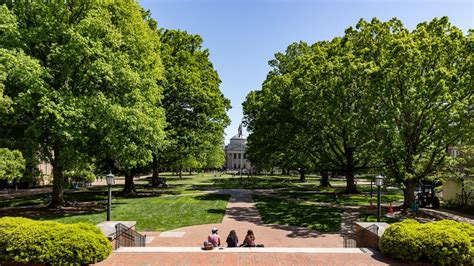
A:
[113,223,147,249]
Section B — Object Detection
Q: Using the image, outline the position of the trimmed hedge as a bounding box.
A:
[0,217,111,264]
[380,219,474,265]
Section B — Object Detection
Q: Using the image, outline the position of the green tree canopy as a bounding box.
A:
[0,148,25,182]
[0,1,165,203]
[244,17,473,202]
[365,17,473,206]
[155,29,230,181]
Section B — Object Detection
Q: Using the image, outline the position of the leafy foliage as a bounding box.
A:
[243,17,473,201]
[64,168,96,184]
[156,29,230,175]
[380,219,474,265]
[0,217,111,264]
[0,1,166,202]
[365,18,474,206]
[0,148,24,181]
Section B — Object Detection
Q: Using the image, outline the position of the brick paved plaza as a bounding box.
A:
[96,190,405,265]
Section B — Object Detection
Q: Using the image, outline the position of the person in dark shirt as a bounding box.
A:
[226,230,239,247]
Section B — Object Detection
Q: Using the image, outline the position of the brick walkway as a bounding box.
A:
[141,189,343,247]
[98,251,402,265]
[96,189,402,265]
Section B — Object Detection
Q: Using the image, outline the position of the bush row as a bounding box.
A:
[0,217,111,264]
[380,219,474,265]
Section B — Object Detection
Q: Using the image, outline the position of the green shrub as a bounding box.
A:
[0,148,25,181]
[380,219,474,265]
[0,217,111,264]
[64,169,96,184]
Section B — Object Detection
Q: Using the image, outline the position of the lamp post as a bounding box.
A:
[375,175,384,222]
[106,172,115,221]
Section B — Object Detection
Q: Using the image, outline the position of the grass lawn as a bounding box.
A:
[158,172,345,191]
[0,191,110,208]
[1,173,406,234]
[0,193,49,207]
[275,191,403,206]
[39,193,229,231]
[253,195,342,232]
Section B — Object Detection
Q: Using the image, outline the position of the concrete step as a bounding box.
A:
[115,247,376,254]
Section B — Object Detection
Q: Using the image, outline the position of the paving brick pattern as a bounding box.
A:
[97,252,404,266]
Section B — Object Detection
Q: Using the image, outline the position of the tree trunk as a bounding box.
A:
[344,147,358,193]
[151,154,160,187]
[320,171,330,187]
[281,168,286,175]
[189,170,192,176]
[50,145,64,207]
[179,169,182,178]
[403,179,416,208]
[298,168,306,182]
[345,171,358,193]
[122,172,135,194]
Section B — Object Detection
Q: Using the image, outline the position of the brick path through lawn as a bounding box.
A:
[96,189,405,265]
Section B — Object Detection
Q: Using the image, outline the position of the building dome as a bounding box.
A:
[228,135,246,148]
[230,134,246,140]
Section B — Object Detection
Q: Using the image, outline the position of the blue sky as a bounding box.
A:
[139,0,473,143]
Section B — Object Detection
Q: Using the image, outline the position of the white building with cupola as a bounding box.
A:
[224,123,251,171]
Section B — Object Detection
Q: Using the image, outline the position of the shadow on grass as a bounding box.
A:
[206,208,226,215]
[189,181,305,191]
[276,191,403,206]
[0,202,106,221]
[253,195,342,233]
[194,193,231,202]
[0,193,50,208]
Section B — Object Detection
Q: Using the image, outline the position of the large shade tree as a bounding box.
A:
[0,1,166,204]
[361,18,473,207]
[153,29,230,182]
[243,48,315,182]
[244,17,472,201]
[244,40,377,190]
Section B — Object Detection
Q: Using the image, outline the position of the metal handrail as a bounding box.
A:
[343,224,379,248]
[113,223,146,249]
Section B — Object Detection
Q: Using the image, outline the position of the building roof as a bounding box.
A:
[230,134,246,140]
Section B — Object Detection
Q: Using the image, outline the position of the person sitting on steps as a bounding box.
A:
[226,230,239,247]
[207,227,221,247]
[240,229,256,247]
